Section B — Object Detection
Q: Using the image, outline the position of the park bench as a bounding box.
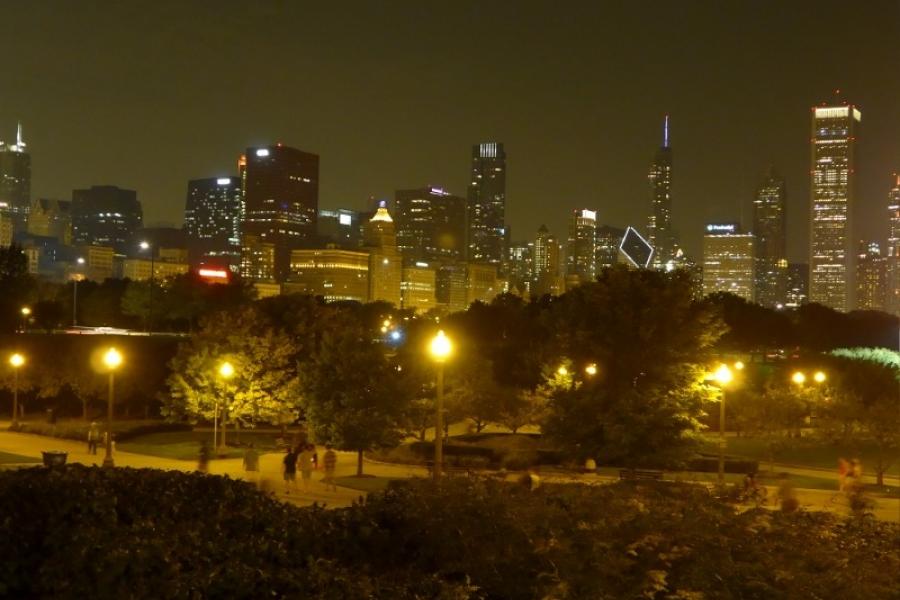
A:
[618,468,664,481]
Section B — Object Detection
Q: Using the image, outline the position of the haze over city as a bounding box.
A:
[2,0,899,261]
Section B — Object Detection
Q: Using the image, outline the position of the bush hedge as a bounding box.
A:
[8,420,192,442]
[0,467,897,598]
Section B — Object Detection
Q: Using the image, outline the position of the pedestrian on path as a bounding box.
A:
[87,422,99,455]
[198,441,210,473]
[322,444,337,491]
[283,447,298,495]
[243,443,260,488]
[298,444,314,491]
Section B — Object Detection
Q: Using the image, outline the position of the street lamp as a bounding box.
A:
[139,241,154,333]
[9,353,24,426]
[429,330,452,481]
[72,257,85,327]
[102,347,122,468]
[813,371,826,384]
[584,363,598,377]
[20,307,31,333]
[557,365,568,377]
[216,361,235,454]
[791,371,806,385]
[713,363,734,485]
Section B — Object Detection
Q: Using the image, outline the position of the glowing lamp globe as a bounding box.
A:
[813,371,826,384]
[219,361,235,379]
[103,348,123,370]
[429,330,452,362]
[9,353,25,368]
[791,371,806,385]
[713,364,733,386]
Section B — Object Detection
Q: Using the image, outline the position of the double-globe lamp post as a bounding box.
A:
[9,353,24,427]
[102,348,123,468]
[216,361,235,453]
[429,330,452,481]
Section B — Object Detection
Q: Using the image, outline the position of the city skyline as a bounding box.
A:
[0,2,897,263]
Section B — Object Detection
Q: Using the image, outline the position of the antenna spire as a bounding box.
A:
[16,122,23,148]
[663,114,669,148]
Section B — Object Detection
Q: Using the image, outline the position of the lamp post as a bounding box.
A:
[72,257,85,327]
[9,353,24,426]
[429,330,452,481]
[102,347,122,468]
[216,361,234,454]
[713,363,734,485]
[20,307,31,333]
[139,241,154,333]
[585,363,598,377]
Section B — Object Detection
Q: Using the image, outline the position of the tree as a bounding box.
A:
[542,267,723,465]
[730,380,809,472]
[299,313,409,475]
[0,245,33,334]
[164,306,301,432]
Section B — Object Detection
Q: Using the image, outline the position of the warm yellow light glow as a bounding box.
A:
[557,366,568,377]
[103,348,123,370]
[20,307,31,316]
[219,361,235,379]
[713,364,733,386]
[429,330,452,362]
[813,371,826,384]
[585,364,598,376]
[380,326,388,333]
[382,319,391,327]
[734,361,745,371]
[792,371,806,385]
[9,353,24,368]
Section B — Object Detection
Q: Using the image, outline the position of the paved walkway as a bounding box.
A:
[1,429,897,521]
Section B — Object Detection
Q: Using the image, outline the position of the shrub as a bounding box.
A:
[8,419,191,442]
[687,456,760,474]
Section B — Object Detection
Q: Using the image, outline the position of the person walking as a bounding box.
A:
[282,446,298,495]
[198,441,210,473]
[322,444,337,492]
[243,443,260,488]
[298,444,314,491]
[87,422,100,455]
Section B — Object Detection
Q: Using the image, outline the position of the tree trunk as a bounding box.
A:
[82,397,88,421]
[357,449,364,476]
[876,444,885,487]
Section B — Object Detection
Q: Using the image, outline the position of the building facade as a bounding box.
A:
[702,223,755,301]
[122,258,190,281]
[596,225,625,270]
[855,241,888,312]
[466,262,500,306]
[0,123,31,231]
[401,262,437,314]
[507,241,534,297]
[318,208,362,249]
[647,116,676,269]
[566,209,597,284]
[394,187,466,263]
[533,224,563,296]
[887,175,900,314]
[240,144,319,281]
[363,202,402,307]
[753,168,788,307]
[287,248,369,303]
[786,263,809,308]
[27,198,72,244]
[71,186,142,253]
[239,234,277,281]
[184,176,243,270]
[809,101,861,311]
[466,142,506,268]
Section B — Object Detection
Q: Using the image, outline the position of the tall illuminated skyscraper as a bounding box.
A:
[533,224,562,296]
[753,168,788,307]
[467,142,506,268]
[702,223,755,301]
[394,186,466,263]
[71,185,142,253]
[809,99,860,311]
[240,144,319,282]
[886,174,900,314]
[185,176,243,269]
[363,202,402,307]
[647,116,675,269]
[566,208,597,284]
[0,123,31,231]
[855,241,888,312]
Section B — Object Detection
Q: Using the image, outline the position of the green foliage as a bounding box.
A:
[542,268,722,465]
[299,311,409,474]
[164,306,301,426]
[9,419,190,442]
[2,468,898,599]
[0,244,34,333]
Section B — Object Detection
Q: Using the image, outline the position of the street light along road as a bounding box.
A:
[9,353,25,427]
[428,330,452,482]
[102,347,123,468]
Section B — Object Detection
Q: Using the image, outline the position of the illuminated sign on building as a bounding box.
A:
[705,223,741,234]
[255,148,270,157]
[198,268,229,281]
[619,226,654,269]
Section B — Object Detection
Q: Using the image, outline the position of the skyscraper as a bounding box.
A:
[240,144,319,282]
[394,187,466,263]
[507,241,534,296]
[647,116,676,269]
[753,168,788,308]
[71,185,142,253]
[533,224,562,296]
[809,99,860,311]
[855,241,888,312]
[184,176,243,269]
[702,223,755,301]
[363,202,402,307]
[467,142,507,268]
[0,123,31,230]
[595,225,625,270]
[566,209,597,284]
[887,175,900,314]
[27,198,72,244]
[318,208,362,248]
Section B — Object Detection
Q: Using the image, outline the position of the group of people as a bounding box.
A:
[838,458,864,492]
[282,443,337,494]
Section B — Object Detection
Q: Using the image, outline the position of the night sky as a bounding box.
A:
[2,1,898,262]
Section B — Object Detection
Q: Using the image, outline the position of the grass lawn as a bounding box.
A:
[119,430,282,461]
[332,475,399,493]
[701,435,900,478]
[0,451,40,464]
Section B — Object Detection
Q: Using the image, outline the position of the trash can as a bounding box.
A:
[42,451,68,467]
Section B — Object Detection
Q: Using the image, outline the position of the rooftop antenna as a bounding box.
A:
[16,122,23,147]
[663,114,669,148]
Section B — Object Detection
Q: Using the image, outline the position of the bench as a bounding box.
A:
[618,469,664,481]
